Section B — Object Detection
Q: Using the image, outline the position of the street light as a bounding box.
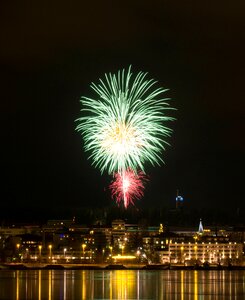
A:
[180,246,184,264]
[109,246,113,262]
[194,245,197,261]
[102,248,105,262]
[82,244,86,260]
[16,244,20,262]
[48,245,52,262]
[64,248,67,260]
[136,250,140,263]
[25,248,29,262]
[38,245,42,260]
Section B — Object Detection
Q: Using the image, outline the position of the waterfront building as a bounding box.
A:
[169,241,243,265]
[0,218,244,265]
[143,220,245,266]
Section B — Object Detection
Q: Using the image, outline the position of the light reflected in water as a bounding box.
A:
[48,270,51,300]
[0,269,244,299]
[194,270,198,300]
[38,270,41,300]
[181,270,184,300]
[16,270,19,300]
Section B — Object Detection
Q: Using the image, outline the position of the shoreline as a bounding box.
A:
[1,263,245,271]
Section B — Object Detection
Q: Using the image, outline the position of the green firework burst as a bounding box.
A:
[76,66,175,174]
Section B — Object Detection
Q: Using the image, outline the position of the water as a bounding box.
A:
[0,269,244,299]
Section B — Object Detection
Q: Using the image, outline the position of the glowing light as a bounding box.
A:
[76,66,174,175]
[38,245,42,259]
[110,169,146,207]
[76,66,175,208]
[82,244,86,259]
[48,245,52,261]
[112,255,136,259]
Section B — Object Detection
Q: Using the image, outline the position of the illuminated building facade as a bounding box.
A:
[143,221,245,266]
[169,241,243,265]
[0,219,244,266]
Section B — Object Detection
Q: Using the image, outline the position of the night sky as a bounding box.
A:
[1,1,244,220]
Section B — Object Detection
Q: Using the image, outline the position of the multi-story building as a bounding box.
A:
[143,220,245,266]
[0,219,244,265]
[169,241,243,265]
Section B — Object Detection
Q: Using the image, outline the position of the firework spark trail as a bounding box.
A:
[109,169,147,208]
[76,66,175,207]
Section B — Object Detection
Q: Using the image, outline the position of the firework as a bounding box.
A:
[76,66,174,175]
[76,67,174,208]
[110,169,147,208]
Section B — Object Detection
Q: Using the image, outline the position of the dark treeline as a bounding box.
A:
[1,204,244,228]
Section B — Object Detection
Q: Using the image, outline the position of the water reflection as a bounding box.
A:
[16,270,19,300]
[38,270,41,300]
[0,269,244,299]
[194,270,198,300]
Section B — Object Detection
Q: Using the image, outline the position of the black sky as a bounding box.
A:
[1,1,244,220]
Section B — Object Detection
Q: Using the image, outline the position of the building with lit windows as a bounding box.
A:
[169,241,243,265]
[143,221,245,266]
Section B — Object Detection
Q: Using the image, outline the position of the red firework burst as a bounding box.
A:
[109,169,147,208]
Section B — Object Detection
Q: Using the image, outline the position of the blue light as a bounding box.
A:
[176,196,184,202]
